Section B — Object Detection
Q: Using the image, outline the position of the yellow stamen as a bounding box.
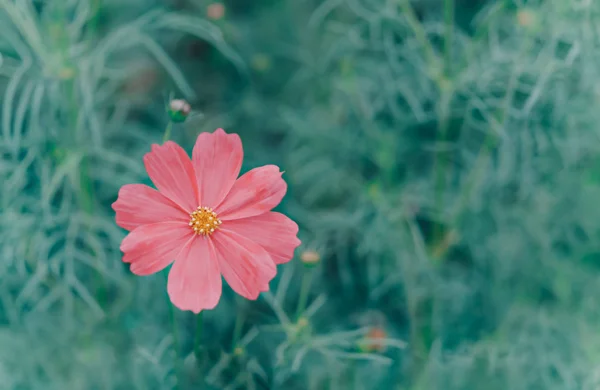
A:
[189,206,221,236]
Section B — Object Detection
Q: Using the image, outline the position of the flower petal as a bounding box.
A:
[112,184,188,231]
[192,128,243,208]
[121,222,192,276]
[223,212,300,264]
[212,228,277,300]
[167,237,222,313]
[215,165,287,220]
[143,141,198,212]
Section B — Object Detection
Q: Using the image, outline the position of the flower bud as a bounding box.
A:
[58,67,76,80]
[358,326,387,353]
[168,99,191,123]
[300,250,320,268]
[207,3,225,20]
[251,54,271,72]
[517,9,536,28]
[297,317,309,329]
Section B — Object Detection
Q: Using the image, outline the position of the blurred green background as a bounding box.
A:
[2,0,600,389]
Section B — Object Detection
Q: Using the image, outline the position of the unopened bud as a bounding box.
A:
[207,3,225,20]
[251,54,271,72]
[168,99,191,123]
[358,327,387,353]
[300,250,320,268]
[297,317,309,329]
[233,347,244,357]
[58,67,76,80]
[517,9,536,28]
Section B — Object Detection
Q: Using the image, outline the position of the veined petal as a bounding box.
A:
[143,141,198,212]
[121,222,192,276]
[192,128,243,208]
[167,237,222,313]
[112,184,188,231]
[215,165,286,221]
[223,212,300,264]
[212,228,277,300]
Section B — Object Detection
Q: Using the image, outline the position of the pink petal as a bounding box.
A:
[143,141,198,212]
[215,165,287,221]
[192,128,243,208]
[112,184,188,231]
[121,222,192,276]
[167,237,222,313]
[223,212,300,264]
[212,228,277,300]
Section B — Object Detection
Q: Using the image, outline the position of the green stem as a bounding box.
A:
[452,48,521,224]
[406,290,433,389]
[194,312,204,359]
[431,90,452,256]
[167,288,182,390]
[79,157,106,306]
[232,308,244,348]
[444,0,454,76]
[398,0,439,68]
[194,312,205,389]
[163,121,173,143]
[452,134,497,220]
[87,0,103,38]
[295,270,313,320]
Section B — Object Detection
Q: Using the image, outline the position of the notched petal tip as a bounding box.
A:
[142,152,153,166]
[288,217,300,234]
[112,185,130,208]
[203,127,242,145]
[292,236,302,249]
[112,185,132,209]
[119,229,139,253]
[169,296,220,314]
[148,141,177,153]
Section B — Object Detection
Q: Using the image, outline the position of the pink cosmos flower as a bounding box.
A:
[112,128,301,313]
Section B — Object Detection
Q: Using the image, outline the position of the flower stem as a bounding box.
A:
[232,306,244,348]
[194,311,204,359]
[444,0,454,76]
[295,269,313,320]
[163,121,173,143]
[432,90,451,255]
[167,290,182,390]
[87,0,103,38]
[399,0,438,67]
[194,312,205,389]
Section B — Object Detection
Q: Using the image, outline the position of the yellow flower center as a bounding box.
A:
[189,206,222,236]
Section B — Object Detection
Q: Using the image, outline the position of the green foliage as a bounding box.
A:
[2,0,600,389]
